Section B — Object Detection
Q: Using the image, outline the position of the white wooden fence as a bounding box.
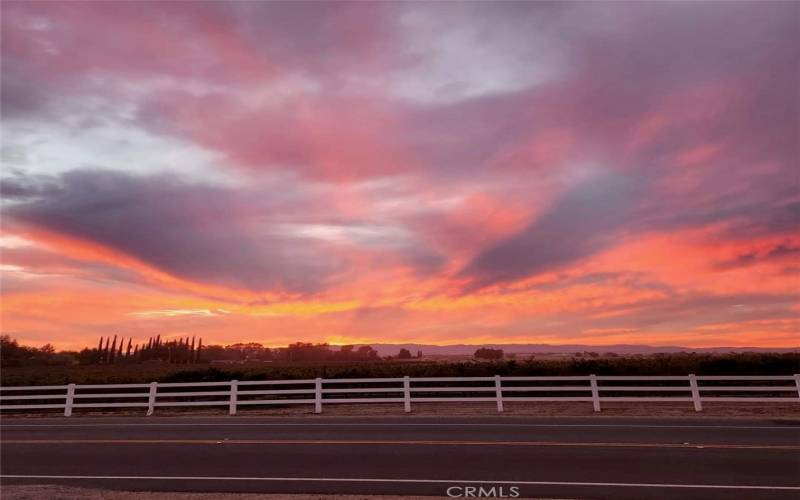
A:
[1,374,798,416]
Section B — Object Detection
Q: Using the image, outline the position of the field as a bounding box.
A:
[2,352,798,386]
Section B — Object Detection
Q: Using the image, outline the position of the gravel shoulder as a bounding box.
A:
[0,486,457,500]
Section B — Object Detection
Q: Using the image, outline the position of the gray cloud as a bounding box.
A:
[3,170,345,293]
[715,243,800,271]
[460,174,639,288]
[2,169,447,293]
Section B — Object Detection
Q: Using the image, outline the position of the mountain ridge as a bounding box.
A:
[349,343,799,356]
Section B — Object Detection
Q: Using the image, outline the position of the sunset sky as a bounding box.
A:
[1,1,798,350]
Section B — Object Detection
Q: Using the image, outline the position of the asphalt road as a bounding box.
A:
[1,416,799,499]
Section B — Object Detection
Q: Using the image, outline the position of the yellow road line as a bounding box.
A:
[2,439,798,450]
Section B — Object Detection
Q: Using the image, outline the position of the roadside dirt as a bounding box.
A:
[3,401,799,419]
[2,486,570,500]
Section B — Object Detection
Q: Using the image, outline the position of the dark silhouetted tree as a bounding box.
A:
[474,348,503,360]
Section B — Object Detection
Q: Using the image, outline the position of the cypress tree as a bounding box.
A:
[98,337,105,363]
[109,335,117,363]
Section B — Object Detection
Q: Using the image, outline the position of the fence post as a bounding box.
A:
[689,374,702,412]
[315,378,322,414]
[64,383,76,417]
[146,382,158,416]
[229,380,238,416]
[494,375,504,413]
[589,374,600,412]
[403,376,411,413]
[794,374,800,401]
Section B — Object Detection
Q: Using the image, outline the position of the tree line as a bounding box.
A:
[85,335,204,364]
[0,336,410,366]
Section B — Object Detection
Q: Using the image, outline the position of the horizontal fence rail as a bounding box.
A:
[1,374,798,416]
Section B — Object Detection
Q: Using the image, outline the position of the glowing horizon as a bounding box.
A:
[1,2,798,351]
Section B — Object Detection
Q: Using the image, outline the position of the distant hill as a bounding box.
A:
[352,343,799,357]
